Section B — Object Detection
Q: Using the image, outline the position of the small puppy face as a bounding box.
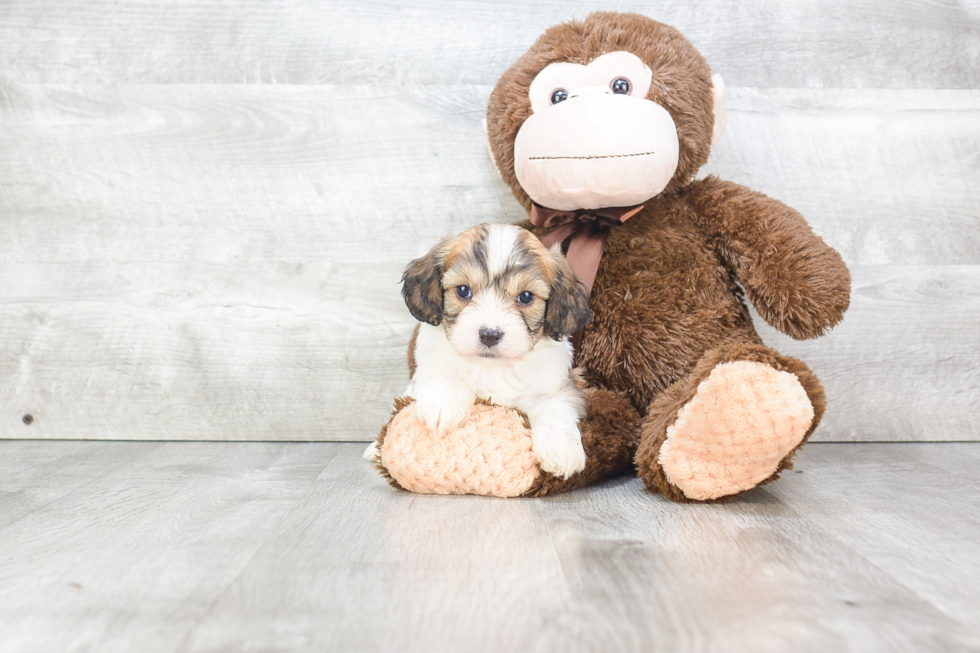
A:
[402,224,590,360]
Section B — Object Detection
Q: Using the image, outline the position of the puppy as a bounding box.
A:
[366,223,591,479]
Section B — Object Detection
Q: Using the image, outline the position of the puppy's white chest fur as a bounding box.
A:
[408,324,574,407]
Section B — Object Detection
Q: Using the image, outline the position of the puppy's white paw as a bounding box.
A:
[362,441,380,462]
[532,425,586,479]
[413,388,472,435]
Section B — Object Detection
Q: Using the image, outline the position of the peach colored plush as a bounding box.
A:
[658,361,814,501]
[381,403,541,498]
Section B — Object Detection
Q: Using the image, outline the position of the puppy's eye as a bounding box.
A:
[550,89,568,105]
[517,291,534,305]
[610,77,631,95]
[455,285,472,300]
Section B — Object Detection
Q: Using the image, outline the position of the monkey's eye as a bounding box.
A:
[610,77,632,95]
[550,89,568,105]
[517,291,535,305]
[456,285,472,300]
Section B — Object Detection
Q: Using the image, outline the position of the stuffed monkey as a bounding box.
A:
[376,12,850,502]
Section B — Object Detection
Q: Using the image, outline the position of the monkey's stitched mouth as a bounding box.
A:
[528,151,655,161]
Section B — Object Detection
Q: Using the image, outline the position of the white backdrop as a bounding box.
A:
[1,1,978,441]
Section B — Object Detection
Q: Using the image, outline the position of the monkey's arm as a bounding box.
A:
[685,176,851,340]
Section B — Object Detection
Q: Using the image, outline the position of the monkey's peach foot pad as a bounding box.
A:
[658,361,815,501]
[380,403,541,497]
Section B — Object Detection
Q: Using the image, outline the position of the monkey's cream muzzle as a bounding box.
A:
[514,93,680,211]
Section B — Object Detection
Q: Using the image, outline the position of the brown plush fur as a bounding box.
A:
[686,178,851,340]
[521,179,850,414]
[634,343,826,503]
[484,12,851,502]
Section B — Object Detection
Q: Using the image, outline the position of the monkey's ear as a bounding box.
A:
[482,117,506,183]
[401,240,447,326]
[711,74,727,145]
[544,255,591,341]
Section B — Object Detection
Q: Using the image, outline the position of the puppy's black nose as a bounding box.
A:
[479,327,503,348]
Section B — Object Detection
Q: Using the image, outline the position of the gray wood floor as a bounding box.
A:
[1,441,979,652]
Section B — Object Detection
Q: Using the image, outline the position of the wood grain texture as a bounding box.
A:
[776,444,980,626]
[705,88,980,266]
[0,441,162,529]
[1,2,978,442]
[0,83,503,440]
[2,82,977,441]
[1,441,979,652]
[754,264,980,441]
[0,442,334,653]
[0,0,978,88]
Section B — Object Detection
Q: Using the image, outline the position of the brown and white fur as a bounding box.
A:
[366,223,591,479]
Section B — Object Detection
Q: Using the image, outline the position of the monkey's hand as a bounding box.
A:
[686,176,851,340]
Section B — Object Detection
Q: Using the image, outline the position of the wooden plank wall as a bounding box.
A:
[1,1,978,441]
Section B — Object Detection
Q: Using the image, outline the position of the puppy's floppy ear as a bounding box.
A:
[544,254,591,341]
[401,239,448,326]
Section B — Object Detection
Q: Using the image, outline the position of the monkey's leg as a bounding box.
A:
[635,343,826,503]
[375,388,639,498]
